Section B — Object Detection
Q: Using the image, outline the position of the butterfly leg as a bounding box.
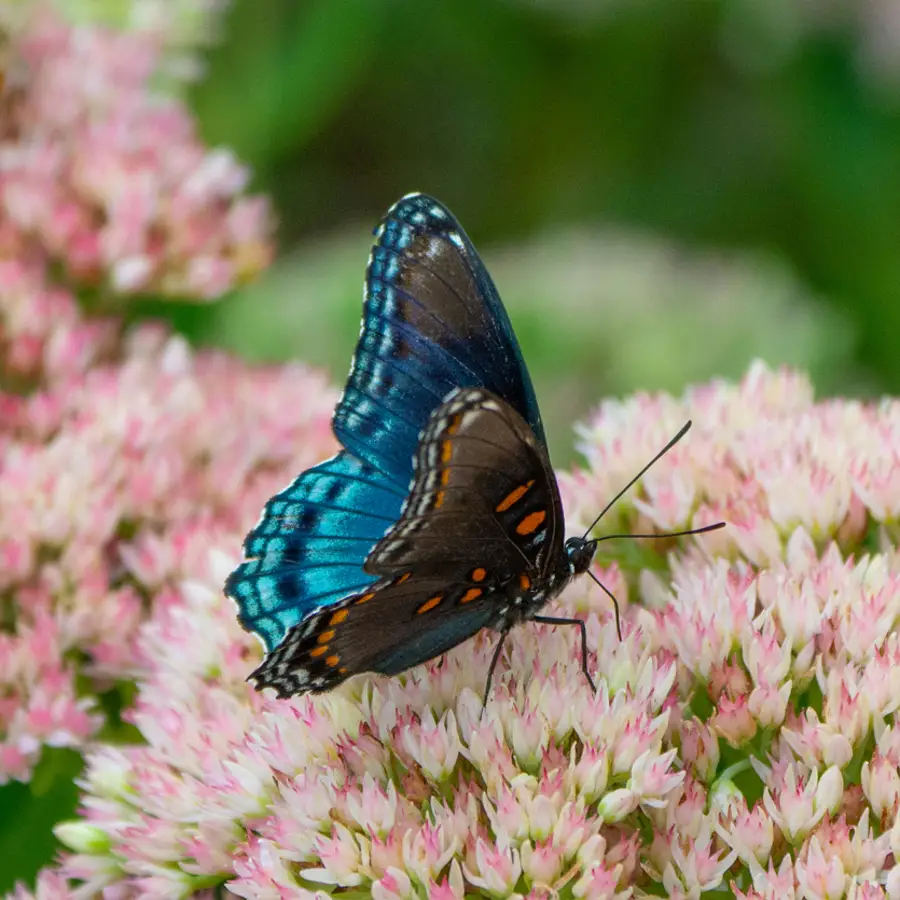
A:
[481,630,510,713]
[532,616,597,692]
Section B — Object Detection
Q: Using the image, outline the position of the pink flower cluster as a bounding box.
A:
[0,10,327,791]
[0,10,271,299]
[13,362,900,899]
[0,309,336,784]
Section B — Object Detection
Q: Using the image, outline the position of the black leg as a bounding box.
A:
[587,569,623,641]
[533,615,596,692]
[481,630,509,713]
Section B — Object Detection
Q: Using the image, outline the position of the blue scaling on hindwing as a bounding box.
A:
[332,193,545,483]
[225,450,405,651]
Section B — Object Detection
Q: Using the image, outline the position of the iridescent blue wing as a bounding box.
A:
[250,390,565,695]
[225,452,404,650]
[334,193,545,482]
[227,194,547,659]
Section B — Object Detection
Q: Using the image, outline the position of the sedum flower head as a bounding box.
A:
[10,361,900,898]
[1,8,272,300]
[1,0,229,87]
[0,14,328,787]
[0,312,336,784]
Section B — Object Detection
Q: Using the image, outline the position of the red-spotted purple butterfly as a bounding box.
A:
[225,194,723,701]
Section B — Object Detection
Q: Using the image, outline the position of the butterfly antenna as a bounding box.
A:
[585,520,725,643]
[578,421,726,643]
[580,420,693,540]
[594,522,726,544]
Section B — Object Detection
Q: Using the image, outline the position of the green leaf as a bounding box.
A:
[0,748,83,893]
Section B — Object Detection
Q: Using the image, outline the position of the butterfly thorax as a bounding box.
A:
[486,536,598,632]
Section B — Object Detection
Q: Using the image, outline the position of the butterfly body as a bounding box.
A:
[226,193,596,698]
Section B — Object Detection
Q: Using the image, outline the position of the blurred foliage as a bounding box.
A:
[189,0,900,420]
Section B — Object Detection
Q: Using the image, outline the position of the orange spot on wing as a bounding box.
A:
[326,654,340,667]
[516,510,546,536]
[441,440,453,463]
[520,574,531,591]
[440,469,451,486]
[496,479,535,513]
[339,667,348,674]
[310,645,328,657]
[434,490,445,509]
[330,609,350,625]
[356,592,376,604]
[317,630,335,643]
[396,572,411,585]
[461,588,482,604]
[472,567,487,582]
[447,414,462,435]
[417,595,443,614]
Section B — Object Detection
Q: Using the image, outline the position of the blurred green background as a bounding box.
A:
[6,0,900,889]
[178,0,897,461]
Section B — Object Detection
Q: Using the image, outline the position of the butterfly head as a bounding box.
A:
[564,536,597,576]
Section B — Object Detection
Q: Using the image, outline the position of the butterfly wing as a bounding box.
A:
[367,387,563,581]
[249,575,498,696]
[334,193,545,483]
[225,452,405,650]
[227,195,548,661]
[250,389,566,694]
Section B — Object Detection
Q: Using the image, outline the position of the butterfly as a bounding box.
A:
[225,193,721,701]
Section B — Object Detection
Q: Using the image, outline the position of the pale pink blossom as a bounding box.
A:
[519,838,564,887]
[860,753,900,824]
[400,708,463,781]
[571,859,630,899]
[712,693,759,745]
[735,855,798,900]
[782,709,856,770]
[627,748,684,808]
[716,795,775,866]
[462,837,523,896]
[679,718,720,782]
[795,835,849,900]
[401,822,460,885]
[763,764,844,844]
[16,355,900,899]
[664,820,738,894]
[748,679,792,727]
[1,12,272,300]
